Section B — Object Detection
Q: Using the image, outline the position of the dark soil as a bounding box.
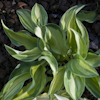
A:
[0,0,100,100]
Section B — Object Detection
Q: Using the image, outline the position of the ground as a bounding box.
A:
[0,0,100,99]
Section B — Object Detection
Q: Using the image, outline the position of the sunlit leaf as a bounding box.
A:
[33,93,49,100]
[71,28,87,59]
[60,4,85,32]
[31,3,48,27]
[76,18,89,49]
[64,69,85,100]
[9,61,39,80]
[5,45,41,62]
[17,9,36,33]
[14,65,46,100]
[60,5,85,52]
[39,51,58,74]
[68,54,98,78]
[48,66,66,95]
[86,77,100,98]
[86,52,100,68]
[1,20,37,50]
[54,94,69,100]
[2,73,31,100]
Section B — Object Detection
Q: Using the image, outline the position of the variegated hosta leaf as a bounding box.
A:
[45,23,68,55]
[60,4,86,32]
[54,94,69,100]
[39,51,58,74]
[76,18,89,49]
[1,20,37,50]
[33,93,49,100]
[60,5,85,52]
[9,61,39,80]
[31,3,48,27]
[33,90,72,100]
[14,65,46,100]
[34,26,43,39]
[76,5,98,23]
[86,76,100,98]
[37,38,45,51]
[2,73,31,100]
[17,9,36,33]
[48,66,66,95]
[5,45,41,62]
[86,52,100,68]
[68,54,98,78]
[64,69,85,100]
[70,28,87,59]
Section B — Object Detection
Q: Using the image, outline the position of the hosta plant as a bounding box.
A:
[0,3,100,100]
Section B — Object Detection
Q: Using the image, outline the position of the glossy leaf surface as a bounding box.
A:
[5,45,41,62]
[64,70,85,100]
[17,9,36,33]
[31,3,48,27]
[68,54,98,78]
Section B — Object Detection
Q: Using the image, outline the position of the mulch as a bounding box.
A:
[0,0,100,99]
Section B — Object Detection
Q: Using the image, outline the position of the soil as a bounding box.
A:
[0,0,100,100]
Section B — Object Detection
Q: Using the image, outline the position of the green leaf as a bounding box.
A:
[68,54,99,78]
[45,23,68,55]
[33,93,49,100]
[71,28,87,59]
[76,6,98,23]
[86,52,100,68]
[39,51,58,74]
[60,4,85,32]
[2,73,31,100]
[9,61,39,80]
[48,66,66,95]
[60,4,85,52]
[17,9,37,33]
[95,49,100,54]
[76,18,89,49]
[86,77,100,98]
[14,65,46,100]
[54,94,69,100]
[64,69,85,100]
[1,20,37,50]
[31,3,48,27]
[37,38,45,51]
[53,90,72,100]
[5,45,41,62]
